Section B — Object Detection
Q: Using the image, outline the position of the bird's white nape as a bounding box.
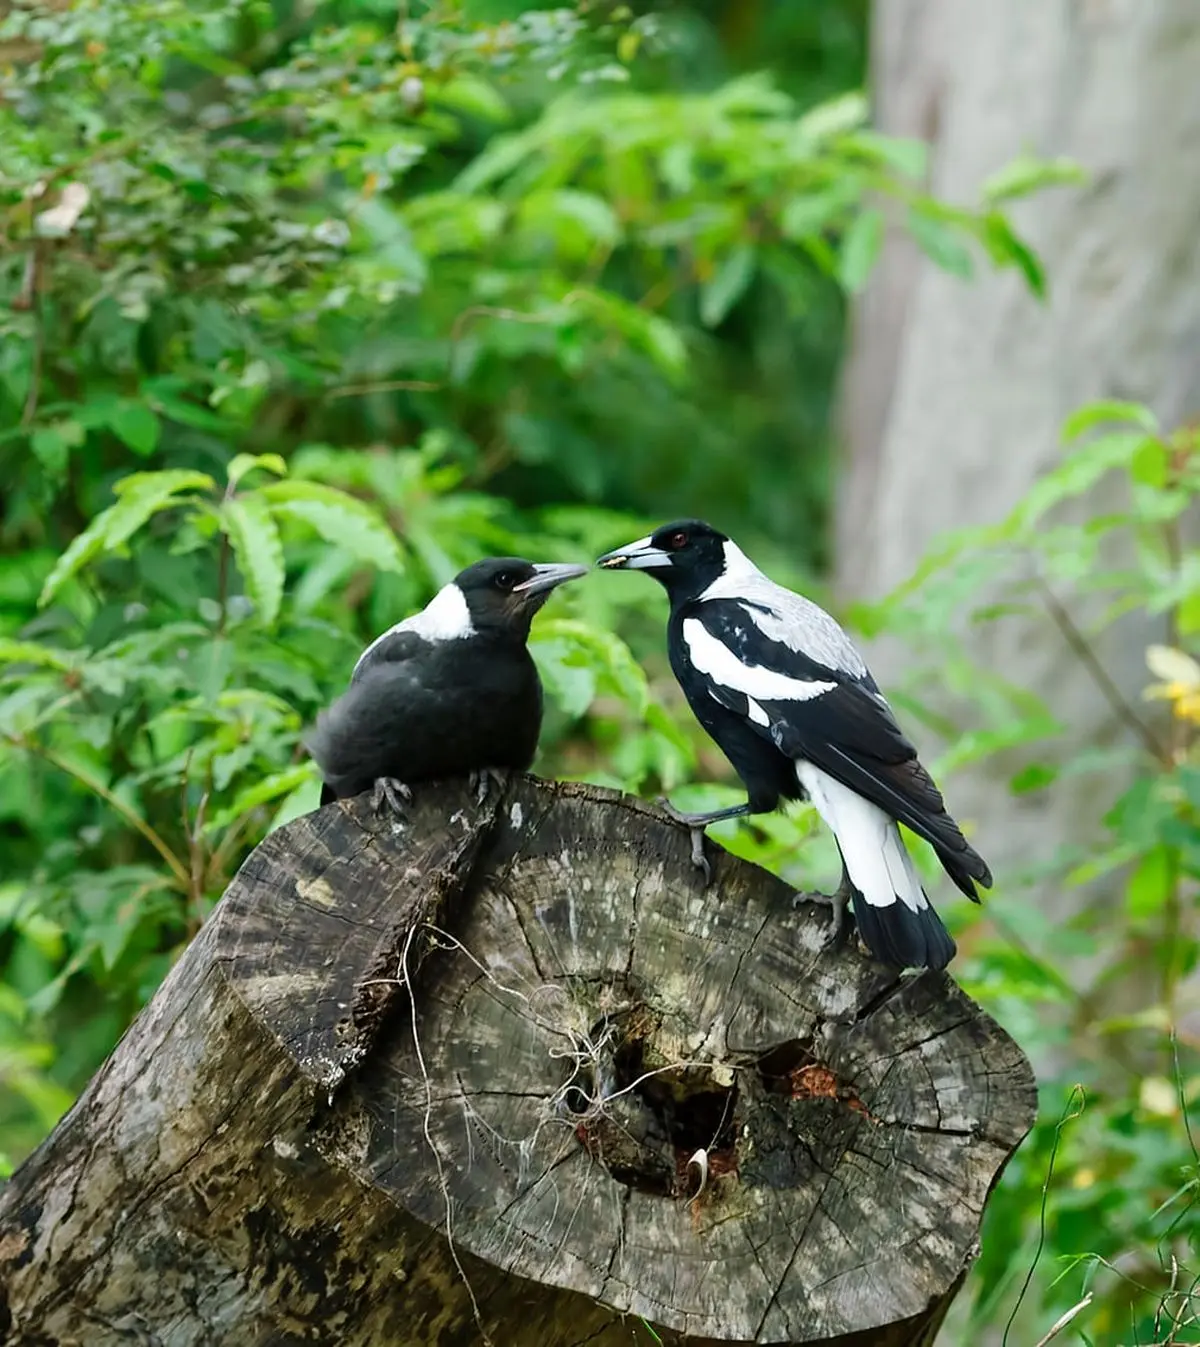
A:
[410,583,476,640]
[719,539,766,584]
[796,761,927,914]
[681,618,837,702]
[352,582,475,676]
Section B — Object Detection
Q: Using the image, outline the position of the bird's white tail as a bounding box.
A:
[796,762,924,911]
[795,760,955,969]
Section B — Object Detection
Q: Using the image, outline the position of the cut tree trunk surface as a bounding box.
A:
[0,777,1036,1346]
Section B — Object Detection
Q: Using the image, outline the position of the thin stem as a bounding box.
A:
[325,378,442,400]
[1036,575,1167,761]
[6,733,191,891]
[19,246,45,425]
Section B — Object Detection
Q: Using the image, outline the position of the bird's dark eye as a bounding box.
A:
[494,571,517,591]
[665,531,689,551]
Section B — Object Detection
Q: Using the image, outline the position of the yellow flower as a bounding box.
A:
[1143,645,1200,724]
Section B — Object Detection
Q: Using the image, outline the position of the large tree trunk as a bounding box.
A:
[837,0,1200,921]
[0,778,1034,1346]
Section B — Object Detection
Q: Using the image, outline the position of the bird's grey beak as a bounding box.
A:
[512,562,588,597]
[596,536,672,571]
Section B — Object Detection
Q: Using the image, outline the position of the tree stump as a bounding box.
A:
[0,777,1035,1346]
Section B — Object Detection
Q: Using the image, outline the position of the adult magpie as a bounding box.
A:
[596,520,991,970]
[308,557,586,810]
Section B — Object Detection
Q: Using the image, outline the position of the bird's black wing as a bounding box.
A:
[350,626,425,685]
[685,599,991,896]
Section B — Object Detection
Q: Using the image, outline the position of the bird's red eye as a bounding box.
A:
[667,531,688,551]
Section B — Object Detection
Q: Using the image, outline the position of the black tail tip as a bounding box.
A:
[852,897,956,972]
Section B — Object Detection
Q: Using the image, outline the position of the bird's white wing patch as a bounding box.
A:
[682,618,837,702]
[352,582,474,677]
[796,761,926,913]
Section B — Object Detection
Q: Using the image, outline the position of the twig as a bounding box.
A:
[448,296,583,348]
[1003,1084,1087,1347]
[19,245,45,425]
[1036,575,1166,760]
[325,378,442,400]
[5,732,191,891]
[1033,1293,1093,1346]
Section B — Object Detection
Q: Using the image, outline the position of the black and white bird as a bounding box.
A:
[308,557,586,810]
[597,520,991,970]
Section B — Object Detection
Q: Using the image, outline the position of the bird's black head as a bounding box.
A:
[595,520,730,600]
[454,557,587,637]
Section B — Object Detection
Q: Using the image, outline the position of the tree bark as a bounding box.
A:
[0,777,1035,1346]
[836,0,1200,926]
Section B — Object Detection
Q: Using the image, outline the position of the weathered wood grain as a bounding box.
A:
[0,777,1035,1346]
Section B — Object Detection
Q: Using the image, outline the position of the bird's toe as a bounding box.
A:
[372,777,413,817]
[657,796,705,829]
[794,887,856,951]
[469,767,508,807]
[688,827,712,887]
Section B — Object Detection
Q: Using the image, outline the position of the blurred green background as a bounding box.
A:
[2,2,1198,1343]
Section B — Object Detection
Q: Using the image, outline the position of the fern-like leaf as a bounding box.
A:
[220,496,285,627]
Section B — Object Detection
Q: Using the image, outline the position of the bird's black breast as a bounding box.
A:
[666,605,801,813]
[309,636,544,800]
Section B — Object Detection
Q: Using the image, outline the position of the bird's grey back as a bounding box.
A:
[699,541,867,679]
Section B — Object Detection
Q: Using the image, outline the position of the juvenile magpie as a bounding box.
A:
[596,520,991,971]
[308,557,586,810]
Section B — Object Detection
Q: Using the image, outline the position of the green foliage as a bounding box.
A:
[845,401,1200,1343]
[0,0,1040,560]
[0,8,1123,1343]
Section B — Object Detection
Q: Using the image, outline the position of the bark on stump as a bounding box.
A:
[0,777,1036,1346]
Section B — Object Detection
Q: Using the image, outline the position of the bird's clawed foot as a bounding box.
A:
[687,827,712,886]
[794,871,856,951]
[468,767,508,807]
[656,797,754,887]
[372,776,413,817]
[655,798,713,886]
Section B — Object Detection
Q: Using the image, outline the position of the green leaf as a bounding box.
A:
[838,208,883,293]
[531,639,597,717]
[983,153,1086,204]
[0,640,75,671]
[531,619,649,716]
[699,246,755,328]
[779,186,857,240]
[907,207,974,279]
[220,496,285,627]
[1010,763,1059,795]
[1126,845,1174,919]
[1130,437,1169,488]
[109,401,161,457]
[543,190,621,246]
[1061,400,1160,442]
[206,764,316,833]
[795,91,867,143]
[106,471,216,548]
[38,470,216,607]
[31,426,70,476]
[258,481,403,572]
[981,212,1046,298]
[848,131,927,179]
[37,519,112,610]
[1178,591,1200,637]
[1014,433,1150,529]
[227,453,287,490]
[143,379,230,432]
